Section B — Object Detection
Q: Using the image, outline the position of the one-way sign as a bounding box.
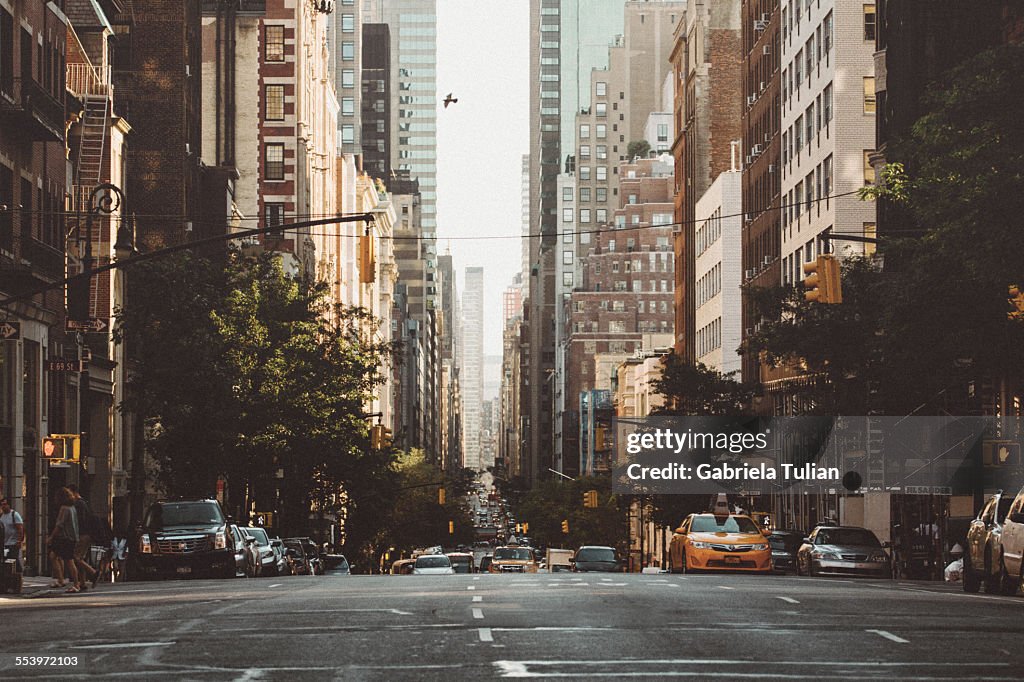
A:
[65,318,107,333]
[0,321,20,339]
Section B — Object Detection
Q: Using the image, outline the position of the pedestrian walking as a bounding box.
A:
[46,488,80,592]
[67,484,99,590]
[93,514,114,585]
[110,534,127,583]
[0,496,25,572]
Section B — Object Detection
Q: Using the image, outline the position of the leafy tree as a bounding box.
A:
[627,140,651,160]
[513,476,627,552]
[651,352,752,416]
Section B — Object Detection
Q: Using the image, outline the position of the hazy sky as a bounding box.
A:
[435,1,529,357]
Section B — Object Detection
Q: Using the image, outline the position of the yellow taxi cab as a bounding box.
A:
[488,545,539,573]
[669,512,772,574]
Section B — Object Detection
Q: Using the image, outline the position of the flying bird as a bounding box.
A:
[443,93,458,108]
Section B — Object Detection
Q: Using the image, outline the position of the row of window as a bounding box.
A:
[781,83,832,165]
[781,232,833,286]
[563,186,609,203]
[563,208,609,225]
[696,207,723,257]
[579,123,608,139]
[782,10,833,101]
[697,317,723,359]
[783,153,833,227]
[696,263,722,308]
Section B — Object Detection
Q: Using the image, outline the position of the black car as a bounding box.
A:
[571,546,621,572]
[768,530,805,573]
[132,499,238,580]
[286,537,324,575]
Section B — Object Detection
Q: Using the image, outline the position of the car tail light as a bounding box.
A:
[140,534,152,554]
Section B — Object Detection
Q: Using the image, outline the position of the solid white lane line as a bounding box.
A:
[866,629,909,643]
[473,608,485,619]
[776,596,799,604]
[473,595,482,602]
[717,586,734,590]
[478,627,494,642]
[74,642,176,650]
[268,584,283,588]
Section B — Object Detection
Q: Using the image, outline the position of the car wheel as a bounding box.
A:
[999,557,1018,596]
[807,559,816,577]
[679,551,688,574]
[984,552,999,594]
[795,557,803,576]
[962,554,981,593]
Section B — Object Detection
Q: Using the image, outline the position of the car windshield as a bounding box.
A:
[575,547,616,562]
[690,515,760,534]
[244,528,270,545]
[416,556,451,568]
[145,502,223,528]
[494,547,533,561]
[815,529,881,547]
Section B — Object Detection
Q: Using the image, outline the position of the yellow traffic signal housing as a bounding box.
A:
[448,520,455,535]
[370,424,382,450]
[438,487,446,505]
[583,490,598,508]
[359,233,376,284]
[381,427,393,449]
[43,434,81,463]
[522,522,528,534]
[802,254,843,304]
[561,519,569,534]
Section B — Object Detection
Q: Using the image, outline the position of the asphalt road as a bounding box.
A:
[2,573,1023,680]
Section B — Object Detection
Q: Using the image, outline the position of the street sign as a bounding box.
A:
[65,318,107,333]
[0,321,20,339]
[47,358,89,372]
[42,437,65,459]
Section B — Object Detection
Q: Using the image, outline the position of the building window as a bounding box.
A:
[265,202,285,233]
[265,84,284,120]
[342,41,355,60]
[656,123,668,142]
[864,151,875,184]
[823,154,833,198]
[563,186,573,201]
[341,97,354,116]
[805,104,814,144]
[580,144,591,159]
[342,14,355,33]
[596,145,607,160]
[794,181,803,218]
[264,143,285,180]
[265,25,285,62]
[342,69,355,88]
[563,272,573,287]
[824,83,833,122]
[579,209,591,223]
[795,50,803,88]
[563,250,573,265]
[824,11,834,55]
[580,187,591,202]
[596,102,607,117]
[563,227,574,243]
[597,124,607,139]
[596,208,607,224]
[596,187,607,202]
[863,76,876,113]
[580,167,591,181]
[562,208,573,222]
[580,124,590,139]
[596,81,607,97]
[596,166,607,181]
[794,116,803,152]
[342,125,355,144]
[864,4,876,41]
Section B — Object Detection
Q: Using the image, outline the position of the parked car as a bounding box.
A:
[446,552,475,573]
[768,530,806,573]
[669,513,772,574]
[131,499,242,580]
[796,526,890,578]
[230,524,260,578]
[994,485,1024,595]
[413,554,455,575]
[269,538,291,576]
[478,555,493,573]
[284,539,312,575]
[570,546,621,573]
[964,491,1013,593]
[391,558,416,575]
[323,554,352,575]
[240,527,277,577]
[286,537,324,575]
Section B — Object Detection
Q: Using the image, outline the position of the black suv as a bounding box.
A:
[132,499,237,579]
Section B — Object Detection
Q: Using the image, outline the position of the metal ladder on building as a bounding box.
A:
[76,95,109,188]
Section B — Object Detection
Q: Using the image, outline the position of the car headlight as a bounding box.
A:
[870,552,888,563]
[140,533,152,554]
[213,531,227,550]
[752,543,769,551]
[690,541,710,549]
[811,550,838,560]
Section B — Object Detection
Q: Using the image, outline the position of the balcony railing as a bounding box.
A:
[66,63,112,99]
[0,78,65,142]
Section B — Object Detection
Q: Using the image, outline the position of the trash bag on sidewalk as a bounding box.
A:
[944,558,963,582]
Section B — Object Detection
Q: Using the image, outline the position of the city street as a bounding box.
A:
[2,574,1022,679]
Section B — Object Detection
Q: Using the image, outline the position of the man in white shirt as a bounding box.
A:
[0,496,25,569]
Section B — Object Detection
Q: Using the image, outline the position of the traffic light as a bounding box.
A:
[522,522,528,534]
[42,437,65,460]
[42,435,81,463]
[984,440,1021,467]
[438,487,446,505]
[802,254,843,304]
[381,426,393,449]
[359,232,376,283]
[370,424,382,450]
[583,490,598,508]
[448,520,455,535]
[561,519,569,534]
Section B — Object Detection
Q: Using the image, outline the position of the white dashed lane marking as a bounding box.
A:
[473,608,485,620]
[776,596,800,604]
[473,596,482,602]
[478,627,494,642]
[866,629,909,643]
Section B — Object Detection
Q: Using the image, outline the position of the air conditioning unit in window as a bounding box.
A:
[763,255,772,266]
[752,144,763,156]
[761,13,771,23]
[764,132,771,143]
[745,327,754,336]
[745,155,752,166]
[760,81,766,92]
[754,19,767,32]
[763,45,771,56]
[746,94,756,106]
[768,164,777,173]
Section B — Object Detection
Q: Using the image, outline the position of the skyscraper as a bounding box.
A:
[462,267,485,471]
